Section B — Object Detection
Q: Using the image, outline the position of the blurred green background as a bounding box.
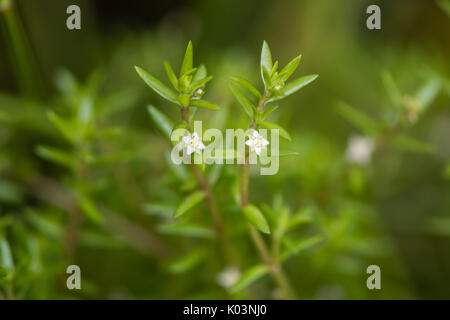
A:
[0,0,449,299]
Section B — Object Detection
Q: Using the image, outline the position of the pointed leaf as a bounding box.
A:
[47,110,76,143]
[157,224,214,238]
[229,83,255,118]
[243,204,270,234]
[164,61,179,90]
[192,64,207,83]
[35,145,76,169]
[231,76,262,99]
[390,135,434,154]
[262,105,279,119]
[189,75,213,93]
[78,193,103,224]
[281,235,324,261]
[269,74,318,102]
[261,41,273,87]
[147,105,174,140]
[190,99,220,110]
[335,102,380,136]
[229,264,269,294]
[174,191,206,218]
[258,120,291,141]
[135,66,178,104]
[279,55,301,82]
[180,41,193,76]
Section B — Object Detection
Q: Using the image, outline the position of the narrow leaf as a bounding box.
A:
[180,41,193,77]
[229,264,269,294]
[335,102,380,136]
[269,74,318,102]
[164,61,179,90]
[190,99,220,110]
[390,135,434,154]
[229,83,255,118]
[231,76,262,99]
[261,41,273,87]
[135,66,178,104]
[262,105,279,119]
[174,191,206,218]
[147,105,174,140]
[35,145,76,169]
[258,120,291,141]
[243,204,270,234]
[157,224,214,238]
[279,55,301,82]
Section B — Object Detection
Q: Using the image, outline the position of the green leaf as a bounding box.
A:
[335,102,380,136]
[190,99,220,110]
[78,193,103,224]
[281,235,323,261]
[192,64,207,83]
[261,41,273,87]
[147,105,174,140]
[229,264,269,294]
[47,110,76,143]
[168,249,205,274]
[229,83,255,118]
[390,135,434,154]
[279,55,302,82]
[381,70,402,108]
[269,74,318,102]
[180,41,193,77]
[415,77,441,110]
[35,145,75,169]
[257,120,291,141]
[231,76,262,99]
[243,204,270,234]
[164,61,179,90]
[142,203,176,217]
[0,236,14,277]
[157,224,214,238]
[270,61,279,78]
[135,66,178,104]
[174,191,206,218]
[189,75,213,93]
[261,105,279,119]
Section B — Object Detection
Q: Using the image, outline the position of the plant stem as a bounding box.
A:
[240,158,296,299]
[239,93,297,299]
[181,106,238,266]
[0,0,41,97]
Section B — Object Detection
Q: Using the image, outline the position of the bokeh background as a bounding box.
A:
[0,0,449,299]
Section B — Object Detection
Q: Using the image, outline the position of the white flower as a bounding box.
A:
[345,135,374,165]
[216,266,240,288]
[245,130,269,155]
[182,131,205,155]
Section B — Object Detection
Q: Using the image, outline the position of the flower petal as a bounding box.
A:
[182,135,191,144]
[186,145,194,155]
[255,146,262,155]
[245,139,254,147]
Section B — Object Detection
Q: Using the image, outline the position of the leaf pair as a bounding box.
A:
[136,41,219,111]
[260,41,318,101]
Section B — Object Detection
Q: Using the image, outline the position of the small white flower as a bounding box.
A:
[194,88,204,96]
[345,135,374,165]
[182,131,205,155]
[245,130,269,155]
[274,85,282,90]
[216,266,240,288]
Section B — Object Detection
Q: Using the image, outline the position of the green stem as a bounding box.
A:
[240,92,297,300]
[0,0,41,97]
[181,106,238,267]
